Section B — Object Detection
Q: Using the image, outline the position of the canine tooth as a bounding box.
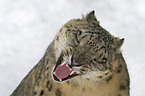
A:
[61,61,67,66]
[59,79,62,81]
[53,72,56,75]
[66,64,69,67]
[70,70,75,75]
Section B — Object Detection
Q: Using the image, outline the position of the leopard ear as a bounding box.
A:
[118,38,124,47]
[112,38,124,49]
[86,10,99,25]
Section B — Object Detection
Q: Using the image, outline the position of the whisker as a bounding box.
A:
[57,37,67,48]
[87,72,104,89]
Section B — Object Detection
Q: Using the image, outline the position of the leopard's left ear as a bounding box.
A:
[118,38,124,48]
[112,37,124,49]
[86,10,100,25]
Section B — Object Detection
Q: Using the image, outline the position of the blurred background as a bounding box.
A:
[0,0,145,96]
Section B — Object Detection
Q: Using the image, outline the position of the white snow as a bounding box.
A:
[0,0,145,96]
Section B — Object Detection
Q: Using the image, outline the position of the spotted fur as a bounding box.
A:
[11,10,130,96]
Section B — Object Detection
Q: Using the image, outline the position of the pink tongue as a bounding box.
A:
[55,64,72,79]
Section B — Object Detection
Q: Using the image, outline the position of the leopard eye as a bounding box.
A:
[93,58,97,62]
[78,30,82,35]
[93,58,99,64]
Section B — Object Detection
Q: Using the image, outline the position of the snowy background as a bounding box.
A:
[0,0,145,96]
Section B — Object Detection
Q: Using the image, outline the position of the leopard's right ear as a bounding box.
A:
[111,37,124,50]
[85,10,100,25]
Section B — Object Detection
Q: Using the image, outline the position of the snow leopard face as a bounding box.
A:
[52,11,124,82]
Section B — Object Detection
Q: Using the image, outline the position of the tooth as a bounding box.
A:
[70,70,75,75]
[59,79,62,81]
[61,61,67,66]
[66,64,69,67]
[53,72,55,75]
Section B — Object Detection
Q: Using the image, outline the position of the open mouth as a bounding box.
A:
[52,53,79,82]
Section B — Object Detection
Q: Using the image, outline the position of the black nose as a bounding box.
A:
[69,54,82,68]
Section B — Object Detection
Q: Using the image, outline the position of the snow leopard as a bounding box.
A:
[11,10,130,96]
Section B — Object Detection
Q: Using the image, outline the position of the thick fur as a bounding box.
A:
[11,11,129,96]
